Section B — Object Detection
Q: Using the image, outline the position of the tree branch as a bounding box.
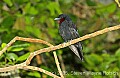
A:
[0,62,60,78]
[33,25,120,55]
[0,24,120,77]
[115,0,120,7]
[0,37,64,78]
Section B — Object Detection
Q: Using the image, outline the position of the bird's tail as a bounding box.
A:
[77,45,84,61]
[69,42,84,61]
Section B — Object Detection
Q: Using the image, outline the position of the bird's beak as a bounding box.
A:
[54,18,60,21]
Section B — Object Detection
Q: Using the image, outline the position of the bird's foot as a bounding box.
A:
[63,42,66,47]
[68,39,73,45]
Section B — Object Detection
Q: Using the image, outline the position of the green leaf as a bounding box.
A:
[1,16,14,28]
[15,0,29,4]
[28,71,41,77]
[100,62,109,70]
[54,3,62,14]
[1,43,7,49]
[83,47,92,54]
[117,59,120,69]
[86,0,96,6]
[107,56,116,64]
[57,50,63,55]
[96,3,116,15]
[16,52,30,62]
[84,55,95,66]
[100,56,116,70]
[3,0,13,6]
[29,7,38,15]
[40,65,52,71]
[34,0,40,2]
[115,48,120,57]
[26,26,41,37]
[39,16,46,23]
[0,54,4,60]
[9,47,24,52]
[0,28,8,33]
[47,2,62,16]
[12,43,30,48]
[8,43,30,52]
[48,28,58,38]
[24,3,31,14]
[25,16,32,24]
[47,2,55,16]
[6,53,18,61]
[49,18,55,26]
[90,54,103,64]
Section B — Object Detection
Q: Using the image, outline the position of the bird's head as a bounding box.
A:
[54,14,71,24]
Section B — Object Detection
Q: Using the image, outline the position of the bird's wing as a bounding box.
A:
[68,21,77,30]
[68,21,80,39]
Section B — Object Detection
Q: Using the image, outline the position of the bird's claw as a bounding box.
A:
[68,39,72,45]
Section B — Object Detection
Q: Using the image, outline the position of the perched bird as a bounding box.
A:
[54,14,83,61]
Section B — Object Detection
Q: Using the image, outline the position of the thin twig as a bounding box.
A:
[0,37,17,56]
[0,62,26,72]
[58,55,66,74]
[23,66,60,78]
[53,51,64,78]
[0,36,52,56]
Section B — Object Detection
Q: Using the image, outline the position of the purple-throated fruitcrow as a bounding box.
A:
[54,14,83,61]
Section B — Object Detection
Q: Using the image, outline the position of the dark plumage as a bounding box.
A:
[54,14,83,61]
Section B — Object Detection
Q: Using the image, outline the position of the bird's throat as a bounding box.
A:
[58,18,65,24]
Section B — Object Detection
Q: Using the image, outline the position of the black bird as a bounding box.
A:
[54,14,83,61]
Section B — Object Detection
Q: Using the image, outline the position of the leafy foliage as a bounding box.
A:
[0,0,120,78]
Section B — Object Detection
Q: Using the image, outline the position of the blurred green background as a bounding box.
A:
[0,0,120,78]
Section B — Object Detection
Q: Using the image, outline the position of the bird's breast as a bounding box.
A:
[59,24,72,41]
